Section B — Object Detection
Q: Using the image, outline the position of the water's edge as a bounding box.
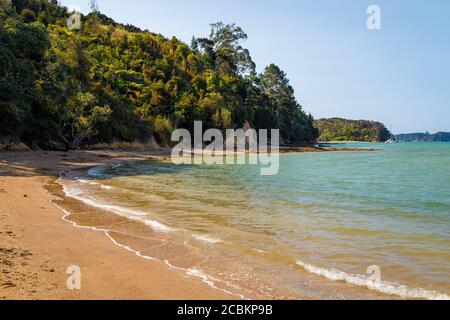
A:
[49,154,450,300]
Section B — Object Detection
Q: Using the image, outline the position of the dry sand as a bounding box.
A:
[0,150,235,300]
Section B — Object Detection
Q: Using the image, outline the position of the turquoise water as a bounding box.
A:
[62,142,450,299]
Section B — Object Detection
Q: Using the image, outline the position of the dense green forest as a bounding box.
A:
[315,118,392,142]
[0,0,318,150]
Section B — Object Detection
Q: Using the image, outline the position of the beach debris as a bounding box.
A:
[1,258,13,267]
[1,281,16,289]
[19,251,33,258]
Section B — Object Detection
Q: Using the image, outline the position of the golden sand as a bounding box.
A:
[0,150,234,300]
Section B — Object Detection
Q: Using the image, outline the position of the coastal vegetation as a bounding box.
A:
[314,118,392,142]
[0,0,318,150]
[395,132,450,142]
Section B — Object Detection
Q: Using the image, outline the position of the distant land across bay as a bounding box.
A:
[314,118,393,142]
[314,118,450,143]
[395,132,450,142]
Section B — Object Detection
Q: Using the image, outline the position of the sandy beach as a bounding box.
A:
[0,150,237,300]
[2,147,433,300]
[0,146,383,300]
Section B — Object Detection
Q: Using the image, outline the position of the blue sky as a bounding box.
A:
[60,0,450,134]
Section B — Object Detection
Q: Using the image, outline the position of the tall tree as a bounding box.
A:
[190,35,199,52]
[259,64,316,144]
[197,22,255,76]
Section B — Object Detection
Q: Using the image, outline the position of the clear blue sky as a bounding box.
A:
[60,0,450,134]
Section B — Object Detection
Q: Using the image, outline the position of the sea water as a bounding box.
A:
[60,142,450,299]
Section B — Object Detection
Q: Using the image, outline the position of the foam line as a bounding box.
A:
[296,260,449,300]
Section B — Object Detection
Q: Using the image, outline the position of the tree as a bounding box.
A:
[314,118,391,142]
[197,22,255,76]
[89,0,99,12]
[190,36,199,52]
[1,1,319,149]
[21,8,36,22]
[0,3,50,136]
[58,92,111,149]
[259,64,315,144]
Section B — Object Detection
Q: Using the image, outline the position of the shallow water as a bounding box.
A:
[60,142,450,299]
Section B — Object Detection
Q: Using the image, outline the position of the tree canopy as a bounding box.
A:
[315,118,392,142]
[1,0,318,149]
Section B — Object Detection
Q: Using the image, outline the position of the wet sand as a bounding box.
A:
[0,147,380,300]
[0,150,236,300]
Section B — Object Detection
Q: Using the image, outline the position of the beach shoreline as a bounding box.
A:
[0,149,241,300]
[0,146,380,300]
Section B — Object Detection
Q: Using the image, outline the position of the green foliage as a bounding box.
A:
[315,118,392,142]
[0,1,50,138]
[1,0,318,149]
[153,115,173,146]
[257,64,318,144]
[395,132,450,142]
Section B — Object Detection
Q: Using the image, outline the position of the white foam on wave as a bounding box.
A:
[252,248,269,254]
[51,201,245,299]
[143,219,174,233]
[60,180,175,233]
[193,234,223,244]
[72,173,115,191]
[53,169,246,299]
[296,260,450,300]
[164,260,247,299]
[69,177,97,186]
[86,161,131,178]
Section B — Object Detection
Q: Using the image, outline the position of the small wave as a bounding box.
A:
[61,181,175,233]
[186,268,218,288]
[164,261,247,299]
[52,176,246,299]
[70,172,114,191]
[69,177,97,186]
[87,162,130,178]
[87,166,104,177]
[52,202,244,298]
[193,234,223,244]
[143,219,174,233]
[296,260,450,300]
[252,248,269,254]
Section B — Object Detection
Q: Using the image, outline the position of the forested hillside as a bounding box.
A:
[315,118,392,142]
[0,0,318,150]
[395,132,450,142]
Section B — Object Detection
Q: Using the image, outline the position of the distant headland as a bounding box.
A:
[314,117,449,143]
[395,132,450,142]
[314,118,392,142]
